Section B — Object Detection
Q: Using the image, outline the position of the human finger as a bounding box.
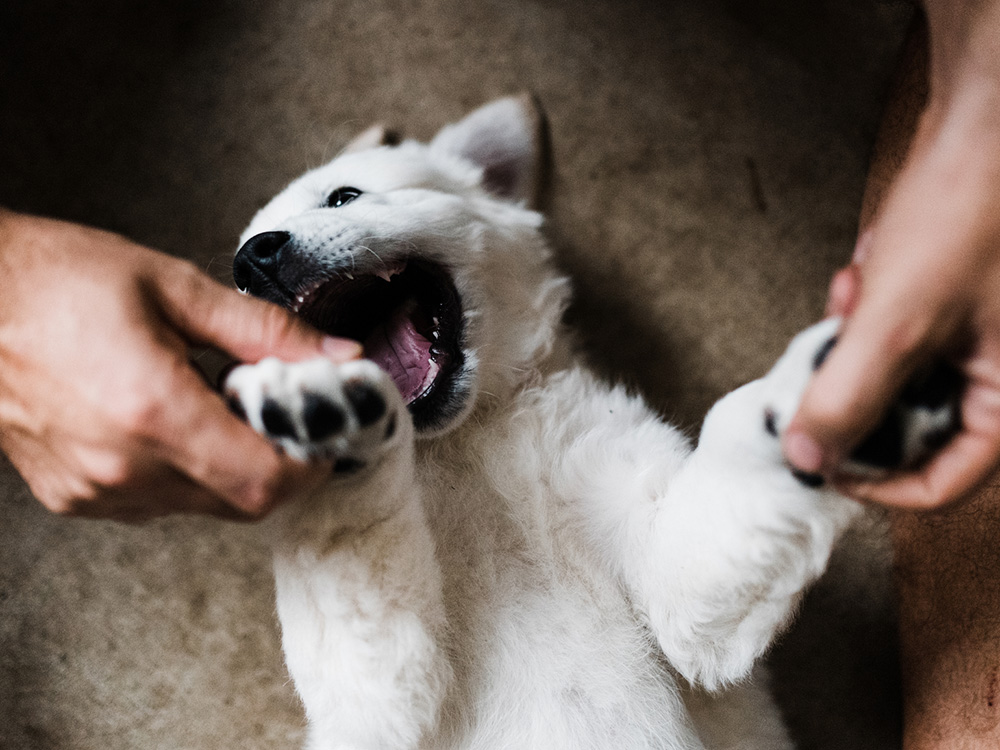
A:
[835,431,999,509]
[153,260,361,363]
[126,356,326,517]
[172,392,326,517]
[835,375,1000,508]
[786,121,977,475]
[39,452,254,522]
[785,296,944,475]
[75,476,255,523]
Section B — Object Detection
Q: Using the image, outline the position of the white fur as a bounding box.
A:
[232,98,862,749]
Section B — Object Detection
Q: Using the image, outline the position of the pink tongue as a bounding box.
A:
[364,305,434,403]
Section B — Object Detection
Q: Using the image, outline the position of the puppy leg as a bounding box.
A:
[225,359,451,749]
[634,323,863,690]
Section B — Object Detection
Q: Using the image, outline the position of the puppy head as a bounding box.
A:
[234,95,570,435]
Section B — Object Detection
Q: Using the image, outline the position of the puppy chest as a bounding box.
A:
[420,482,676,740]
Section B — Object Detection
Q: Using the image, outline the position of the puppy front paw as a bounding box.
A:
[223,358,405,474]
[761,318,963,482]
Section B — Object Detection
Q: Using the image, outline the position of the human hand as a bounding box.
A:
[0,210,361,522]
[784,0,1000,509]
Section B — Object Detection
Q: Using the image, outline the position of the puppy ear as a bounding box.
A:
[341,124,401,155]
[431,93,549,208]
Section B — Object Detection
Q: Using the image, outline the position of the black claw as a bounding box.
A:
[922,427,954,453]
[303,393,346,442]
[333,457,366,474]
[763,408,778,437]
[261,398,296,438]
[812,336,838,371]
[343,381,387,426]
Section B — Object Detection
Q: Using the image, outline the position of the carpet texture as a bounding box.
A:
[0,1,911,747]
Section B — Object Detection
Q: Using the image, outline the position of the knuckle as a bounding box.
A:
[45,487,98,516]
[45,494,83,516]
[110,391,168,437]
[237,462,302,518]
[107,361,190,439]
[236,484,276,518]
[68,445,138,492]
[236,474,281,518]
[88,454,134,490]
[30,472,99,516]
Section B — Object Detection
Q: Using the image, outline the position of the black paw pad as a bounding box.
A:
[261,398,296,438]
[333,457,366,474]
[851,360,963,471]
[343,381,387,426]
[811,334,964,473]
[850,413,904,469]
[899,361,963,411]
[303,393,345,441]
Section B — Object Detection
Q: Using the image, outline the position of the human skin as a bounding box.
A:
[0,209,362,522]
[785,0,1000,510]
[823,15,1000,749]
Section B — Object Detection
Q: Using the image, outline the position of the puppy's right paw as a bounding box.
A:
[762,319,963,482]
[223,358,406,475]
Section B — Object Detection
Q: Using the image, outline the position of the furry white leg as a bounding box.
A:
[634,375,861,691]
[272,440,452,750]
[226,358,452,749]
[620,320,860,689]
[537,337,859,693]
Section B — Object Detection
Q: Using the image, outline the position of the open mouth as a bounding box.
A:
[292,259,464,428]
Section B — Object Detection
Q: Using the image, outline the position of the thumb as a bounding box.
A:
[785,118,974,475]
[153,260,362,364]
[785,225,959,474]
[784,303,929,474]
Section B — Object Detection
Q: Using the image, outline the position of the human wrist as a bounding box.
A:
[923,0,1000,103]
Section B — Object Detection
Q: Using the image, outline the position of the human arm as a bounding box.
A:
[785,1,1000,509]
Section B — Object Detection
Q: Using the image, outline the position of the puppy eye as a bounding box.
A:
[325,187,363,208]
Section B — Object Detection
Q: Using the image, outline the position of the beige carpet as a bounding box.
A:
[0,0,911,747]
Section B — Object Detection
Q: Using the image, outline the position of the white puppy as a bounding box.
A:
[222,96,910,749]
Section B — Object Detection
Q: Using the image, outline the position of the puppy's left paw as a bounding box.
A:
[223,358,406,474]
[762,319,963,482]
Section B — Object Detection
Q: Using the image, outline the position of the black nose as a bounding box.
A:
[233,231,292,293]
